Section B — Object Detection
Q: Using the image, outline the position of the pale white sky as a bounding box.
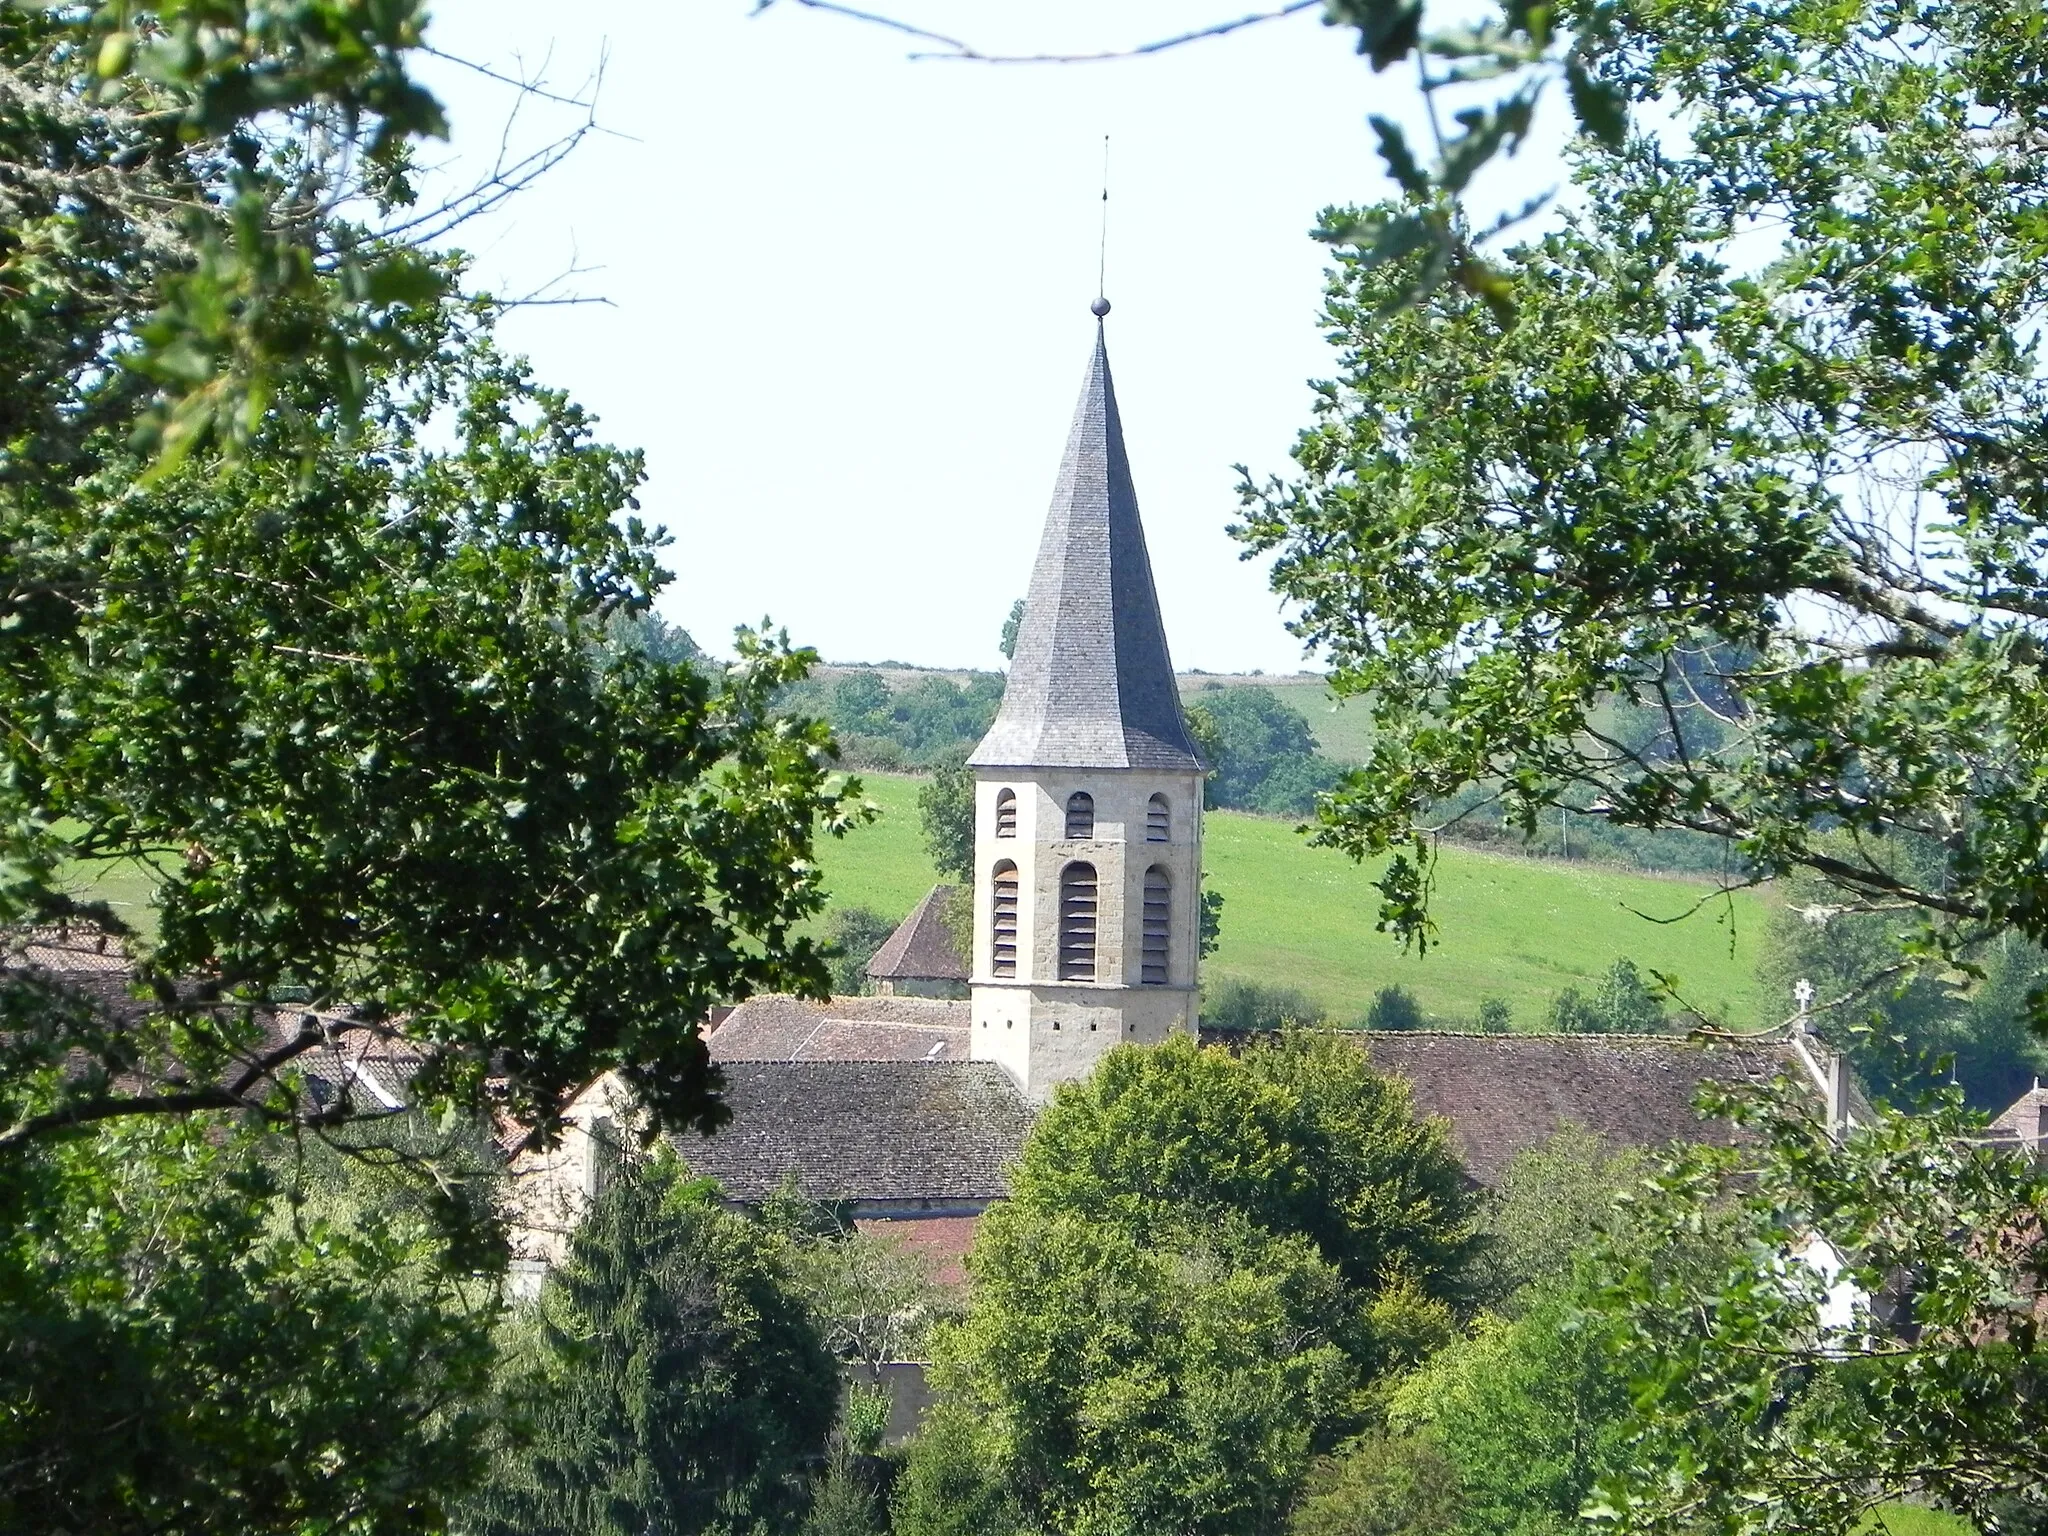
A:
[412,2,1569,672]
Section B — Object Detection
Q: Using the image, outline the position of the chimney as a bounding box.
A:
[1827,1050,1850,1142]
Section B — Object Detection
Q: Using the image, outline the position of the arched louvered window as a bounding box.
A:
[1058,862,1098,981]
[1065,792,1094,840]
[1146,794,1170,842]
[991,861,1019,978]
[1141,866,1170,985]
[994,788,1017,838]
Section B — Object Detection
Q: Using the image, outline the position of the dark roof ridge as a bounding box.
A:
[721,1058,1002,1073]
[1210,1026,1790,1047]
[1366,1029,1782,1045]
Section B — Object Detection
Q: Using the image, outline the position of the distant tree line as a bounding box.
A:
[788,665,1741,876]
[776,671,1006,772]
[1185,685,1346,818]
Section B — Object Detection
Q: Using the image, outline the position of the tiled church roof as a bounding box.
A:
[970,323,1204,773]
[1348,1030,1803,1184]
[867,885,969,985]
[672,1060,1032,1204]
[707,994,970,1062]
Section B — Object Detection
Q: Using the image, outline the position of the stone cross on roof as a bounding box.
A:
[970,320,1204,773]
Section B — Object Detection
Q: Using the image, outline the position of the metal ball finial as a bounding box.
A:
[1091,296,1111,319]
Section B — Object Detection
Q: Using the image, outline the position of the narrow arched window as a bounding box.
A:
[1058,862,1098,981]
[1065,792,1094,840]
[991,861,1019,978]
[1142,866,1171,985]
[994,788,1017,838]
[1146,794,1170,842]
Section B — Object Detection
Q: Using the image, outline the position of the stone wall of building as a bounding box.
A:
[969,766,1202,1096]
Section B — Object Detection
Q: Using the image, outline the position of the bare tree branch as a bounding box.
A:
[760,0,1325,64]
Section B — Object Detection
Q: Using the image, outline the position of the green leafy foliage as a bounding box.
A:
[1390,1276,1636,1536]
[1474,1124,1644,1311]
[603,609,703,669]
[1364,984,1426,1030]
[1288,1430,1465,1536]
[1202,977,1330,1032]
[891,1407,1037,1536]
[1589,1076,2048,1531]
[1239,0,2048,983]
[799,1445,891,1536]
[769,1192,953,1373]
[1185,686,1344,817]
[999,599,1025,663]
[824,906,899,996]
[463,1153,839,1536]
[935,1032,1477,1536]
[1762,863,2048,1111]
[0,1114,500,1534]
[1008,1032,1478,1293]
[917,751,976,884]
[4,6,858,1152]
[950,1208,1370,1536]
[1291,1132,1650,1536]
[1200,882,1226,960]
[1544,960,1669,1036]
[1296,1129,1652,1536]
[781,670,1003,771]
[10,319,853,1146]
[0,10,853,1525]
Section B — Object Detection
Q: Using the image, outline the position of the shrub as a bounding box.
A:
[1543,961,1667,1035]
[826,907,899,996]
[1204,976,1327,1032]
[1364,985,1426,1031]
[891,1408,1034,1536]
[1289,1432,1465,1536]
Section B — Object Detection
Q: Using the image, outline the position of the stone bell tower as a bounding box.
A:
[965,303,1206,1098]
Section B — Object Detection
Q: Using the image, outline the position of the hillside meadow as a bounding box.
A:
[1182,672,1376,765]
[821,773,1774,1029]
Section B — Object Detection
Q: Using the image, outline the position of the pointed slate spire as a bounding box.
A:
[971,322,1204,773]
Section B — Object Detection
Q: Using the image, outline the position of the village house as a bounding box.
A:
[863,885,969,999]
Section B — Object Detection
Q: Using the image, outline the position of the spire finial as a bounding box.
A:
[1094,135,1110,320]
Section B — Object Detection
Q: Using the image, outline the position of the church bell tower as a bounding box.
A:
[966,304,1206,1098]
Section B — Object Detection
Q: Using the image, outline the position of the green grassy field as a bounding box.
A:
[1178,673,1376,765]
[1858,1506,1976,1536]
[822,774,1773,1029]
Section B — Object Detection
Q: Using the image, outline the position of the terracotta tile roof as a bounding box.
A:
[969,326,1204,773]
[708,994,970,1063]
[1346,1030,1804,1184]
[867,886,969,984]
[856,1214,981,1288]
[672,1060,1031,1204]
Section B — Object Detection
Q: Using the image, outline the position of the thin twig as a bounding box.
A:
[764,0,1324,64]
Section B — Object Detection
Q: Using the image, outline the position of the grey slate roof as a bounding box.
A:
[867,885,969,984]
[1987,1082,2048,1148]
[971,324,1205,773]
[708,993,970,1063]
[673,1061,1032,1203]
[1346,1031,1802,1185]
